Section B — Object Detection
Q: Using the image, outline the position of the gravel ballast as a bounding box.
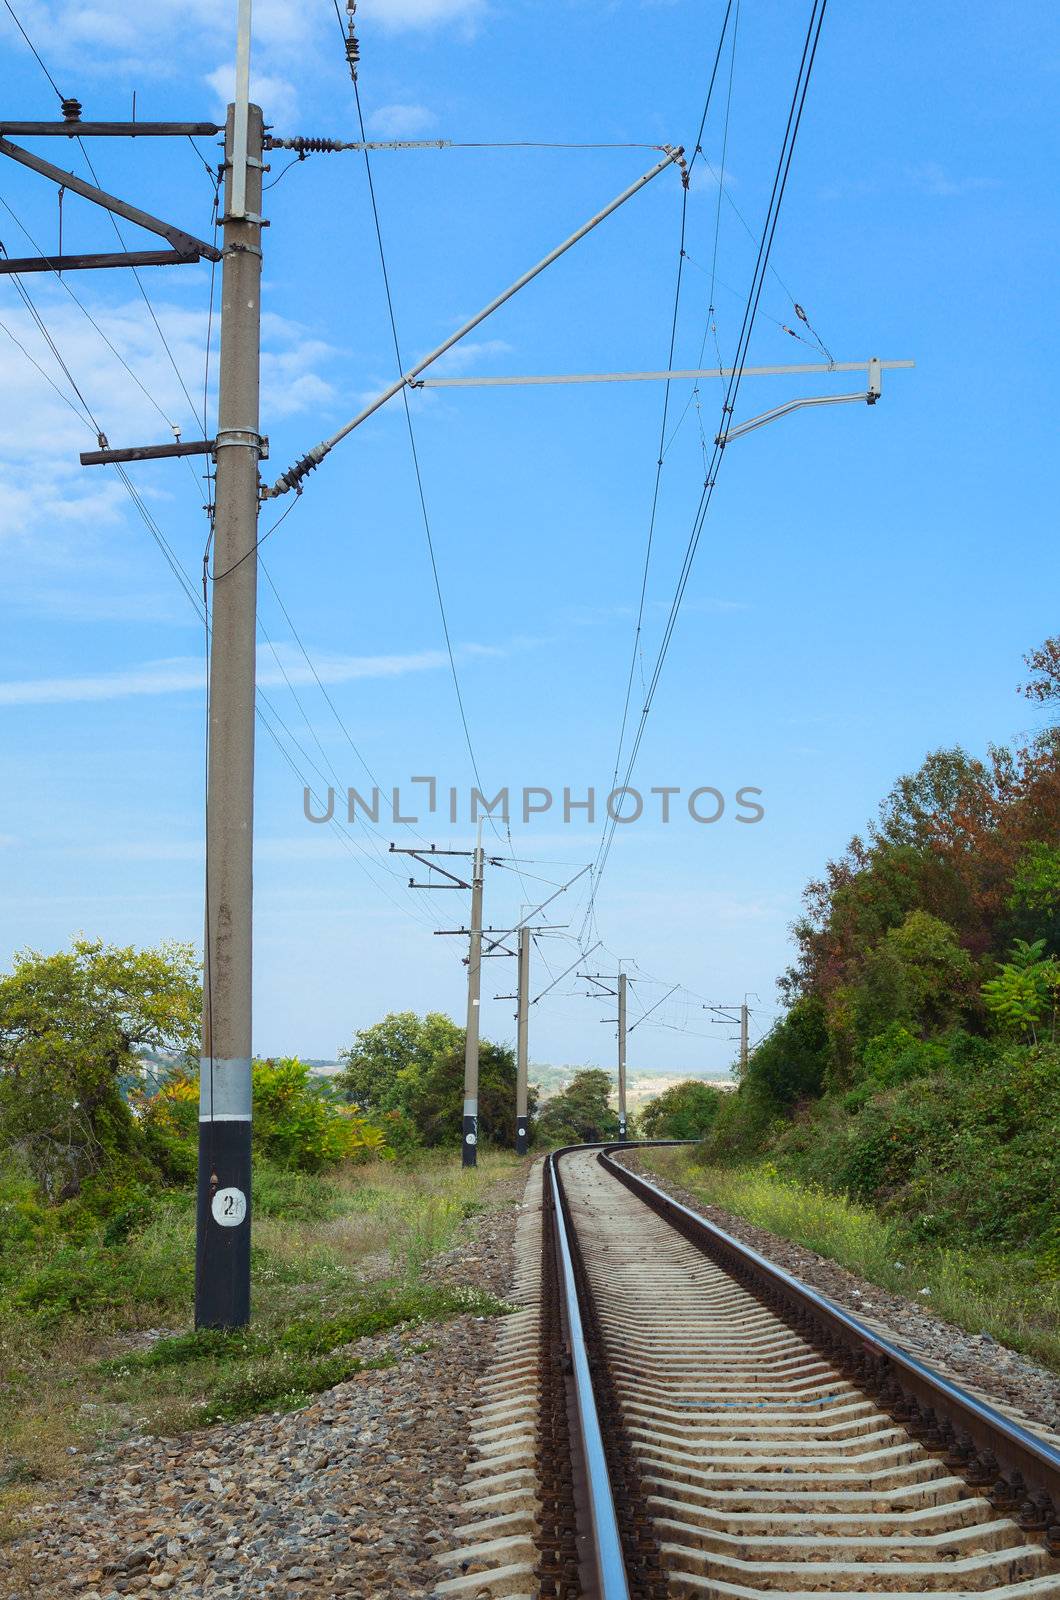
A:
[5,1175,530,1600]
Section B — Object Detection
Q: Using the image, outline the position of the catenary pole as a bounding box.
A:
[617,970,628,1142]
[740,1001,749,1074]
[195,99,264,1330]
[515,926,530,1155]
[462,832,485,1168]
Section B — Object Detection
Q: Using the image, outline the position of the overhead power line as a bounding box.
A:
[320,0,508,857]
[597,0,739,932]
[582,0,830,939]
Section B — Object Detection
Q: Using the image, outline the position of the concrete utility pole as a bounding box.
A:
[708,1000,752,1079]
[578,968,632,1143]
[394,837,499,1167]
[462,837,485,1167]
[617,971,628,1143]
[0,51,253,1329]
[195,97,264,1330]
[515,926,530,1155]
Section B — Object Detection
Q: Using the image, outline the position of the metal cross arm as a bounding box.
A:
[261,147,686,498]
[389,841,500,890]
[716,358,899,447]
[0,121,223,137]
[481,922,566,957]
[0,136,223,271]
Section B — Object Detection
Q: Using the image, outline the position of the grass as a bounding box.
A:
[0,1149,524,1539]
[639,1147,1060,1373]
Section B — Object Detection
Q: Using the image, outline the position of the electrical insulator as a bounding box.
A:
[345,0,360,75]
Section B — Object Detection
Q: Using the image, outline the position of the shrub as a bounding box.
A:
[143,1059,390,1173]
[698,1080,784,1165]
[773,1042,1060,1253]
[743,996,829,1108]
[641,1080,722,1140]
[858,1024,952,1088]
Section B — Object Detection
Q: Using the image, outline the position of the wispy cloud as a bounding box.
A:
[0,657,207,707]
[358,0,487,35]
[689,162,738,195]
[79,835,359,863]
[430,338,513,375]
[368,102,438,138]
[6,587,188,625]
[820,165,999,204]
[650,596,747,616]
[907,161,999,198]
[0,641,498,706]
[558,603,634,628]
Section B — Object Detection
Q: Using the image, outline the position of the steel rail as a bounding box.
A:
[601,1144,1060,1535]
[547,1147,631,1598]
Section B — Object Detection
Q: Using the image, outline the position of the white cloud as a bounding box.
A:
[0,656,206,706]
[431,338,513,376]
[560,603,634,628]
[0,291,335,627]
[0,640,497,705]
[689,161,738,195]
[358,0,487,34]
[38,0,316,73]
[907,162,998,198]
[261,335,337,418]
[649,596,747,615]
[368,102,438,138]
[6,587,187,624]
[78,834,360,863]
[205,64,300,128]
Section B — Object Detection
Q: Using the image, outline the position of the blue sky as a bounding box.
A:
[1,0,1057,1075]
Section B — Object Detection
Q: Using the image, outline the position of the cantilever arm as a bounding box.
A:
[262,147,686,498]
[716,358,883,447]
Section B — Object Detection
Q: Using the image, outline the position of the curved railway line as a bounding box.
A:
[434,1144,1060,1600]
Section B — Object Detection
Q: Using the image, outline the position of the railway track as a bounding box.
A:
[434,1146,1060,1600]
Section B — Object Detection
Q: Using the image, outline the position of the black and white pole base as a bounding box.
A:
[462,1107,478,1169]
[515,1119,529,1156]
[195,1057,252,1329]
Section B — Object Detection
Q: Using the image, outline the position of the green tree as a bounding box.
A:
[745,996,829,1106]
[338,1011,462,1119]
[640,1080,722,1140]
[0,938,201,1199]
[855,911,975,1043]
[404,1038,535,1148]
[1005,843,1060,954]
[535,1068,617,1145]
[982,939,1060,1044]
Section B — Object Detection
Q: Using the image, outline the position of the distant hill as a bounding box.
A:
[530,1062,734,1103]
